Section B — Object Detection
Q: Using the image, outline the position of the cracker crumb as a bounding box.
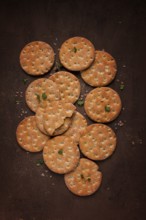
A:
[41,173,45,177]
[139,139,143,144]
[117,120,124,127]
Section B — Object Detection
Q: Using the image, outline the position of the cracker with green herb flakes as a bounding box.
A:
[79,124,117,160]
[25,78,60,112]
[43,136,80,174]
[20,41,55,76]
[64,158,102,196]
[44,100,76,136]
[81,50,117,87]
[63,111,87,144]
[84,87,122,123]
[16,116,49,152]
[59,37,95,71]
[49,71,81,104]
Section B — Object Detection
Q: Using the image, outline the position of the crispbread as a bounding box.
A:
[84,87,122,123]
[79,124,117,160]
[59,37,95,71]
[43,136,80,174]
[25,78,60,112]
[44,100,76,136]
[20,41,55,76]
[16,116,49,152]
[64,158,102,196]
[49,71,81,103]
[63,111,87,143]
[81,50,117,87]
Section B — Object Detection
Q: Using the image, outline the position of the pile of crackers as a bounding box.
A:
[16,37,122,196]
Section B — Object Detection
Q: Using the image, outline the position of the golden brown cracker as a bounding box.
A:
[16,116,49,152]
[81,50,117,87]
[84,87,122,123]
[25,78,60,112]
[49,71,81,103]
[59,37,95,71]
[20,41,55,76]
[79,124,117,160]
[43,136,80,174]
[64,158,102,196]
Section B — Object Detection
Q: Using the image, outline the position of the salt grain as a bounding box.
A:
[118,120,124,127]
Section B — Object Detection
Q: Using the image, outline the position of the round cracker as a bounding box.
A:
[84,87,122,123]
[63,111,87,143]
[81,50,117,87]
[59,37,95,71]
[43,136,80,174]
[49,71,81,104]
[25,78,60,112]
[16,116,49,152]
[64,158,102,196]
[44,100,76,136]
[79,124,117,160]
[20,41,55,76]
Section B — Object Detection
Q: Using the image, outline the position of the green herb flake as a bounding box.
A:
[55,61,63,71]
[77,99,84,106]
[87,177,91,182]
[22,78,28,84]
[36,159,44,166]
[58,149,63,155]
[105,105,111,112]
[15,100,22,104]
[42,93,47,100]
[35,93,41,103]
[120,84,125,90]
[73,47,77,53]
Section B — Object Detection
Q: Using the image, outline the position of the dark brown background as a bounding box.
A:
[0,0,146,220]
